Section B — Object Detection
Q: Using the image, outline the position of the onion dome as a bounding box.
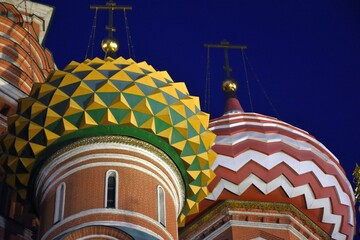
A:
[0,57,217,225]
[205,97,355,239]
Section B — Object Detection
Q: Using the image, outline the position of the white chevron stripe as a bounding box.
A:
[213,131,353,206]
[211,149,354,226]
[209,114,339,163]
[207,174,347,240]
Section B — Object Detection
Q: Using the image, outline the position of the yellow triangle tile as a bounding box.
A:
[197,187,209,200]
[63,99,84,117]
[48,70,67,81]
[63,60,80,71]
[7,155,19,173]
[86,57,104,65]
[200,131,216,150]
[72,63,95,73]
[169,103,186,118]
[18,98,35,114]
[16,173,30,186]
[7,114,19,126]
[147,91,168,105]
[97,80,120,92]
[122,83,145,96]
[62,118,79,133]
[100,109,118,124]
[181,155,196,166]
[188,115,201,132]
[196,111,210,129]
[38,84,56,99]
[171,139,187,152]
[156,126,172,140]
[31,101,47,116]
[181,97,197,113]
[3,134,15,150]
[133,99,153,115]
[15,117,30,135]
[29,142,46,155]
[44,129,60,145]
[112,56,130,65]
[19,157,34,171]
[139,117,155,131]
[110,94,130,109]
[148,71,167,83]
[18,189,27,200]
[188,171,201,182]
[71,81,94,97]
[81,112,98,127]
[172,82,189,95]
[136,75,157,88]
[128,111,138,126]
[97,61,121,70]
[185,199,197,211]
[85,94,107,110]
[178,214,186,227]
[123,63,144,75]
[174,120,188,138]
[49,89,70,106]
[137,61,155,73]
[188,202,199,215]
[28,122,43,140]
[158,71,173,82]
[44,108,62,127]
[160,85,178,99]
[118,111,132,125]
[155,107,171,123]
[83,70,107,80]
[58,74,81,87]
[14,138,28,155]
[109,70,133,81]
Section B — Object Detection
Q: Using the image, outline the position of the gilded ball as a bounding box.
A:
[222,78,237,93]
[101,37,119,53]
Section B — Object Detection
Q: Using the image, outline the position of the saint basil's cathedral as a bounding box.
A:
[0,1,357,239]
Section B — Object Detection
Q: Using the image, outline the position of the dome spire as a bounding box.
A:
[204,40,247,114]
[90,1,132,59]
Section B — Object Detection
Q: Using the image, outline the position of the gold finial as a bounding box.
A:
[353,164,360,202]
[222,78,237,93]
[101,37,119,54]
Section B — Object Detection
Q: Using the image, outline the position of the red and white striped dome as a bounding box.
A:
[206,97,355,240]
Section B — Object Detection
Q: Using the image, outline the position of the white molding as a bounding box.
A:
[41,209,173,240]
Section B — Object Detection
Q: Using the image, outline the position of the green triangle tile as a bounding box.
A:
[96,92,119,107]
[114,63,130,69]
[72,94,93,109]
[19,144,34,158]
[161,91,178,105]
[98,70,120,78]
[181,141,196,157]
[16,161,29,174]
[30,130,47,145]
[150,77,167,88]
[47,76,64,88]
[133,110,152,127]
[38,92,54,106]
[147,98,167,115]
[109,79,132,91]
[169,108,186,125]
[46,119,64,135]
[72,70,92,79]
[87,63,103,69]
[86,109,107,124]
[176,88,188,99]
[154,117,172,134]
[83,80,107,92]
[109,108,130,123]
[187,156,200,170]
[17,122,30,140]
[59,81,82,97]
[64,112,84,128]
[135,82,156,96]
[187,122,198,138]
[185,105,195,118]
[123,70,143,80]
[197,140,207,154]
[122,92,144,109]
[169,128,186,145]
[49,99,70,116]
[31,109,47,126]
[139,68,153,74]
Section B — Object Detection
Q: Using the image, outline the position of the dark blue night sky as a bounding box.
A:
[36,0,360,236]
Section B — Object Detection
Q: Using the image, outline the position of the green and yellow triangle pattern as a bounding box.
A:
[0,57,216,226]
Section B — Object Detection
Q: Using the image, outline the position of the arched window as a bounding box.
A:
[54,182,65,224]
[105,170,118,209]
[157,185,166,226]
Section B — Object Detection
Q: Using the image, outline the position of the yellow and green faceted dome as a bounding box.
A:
[0,57,217,225]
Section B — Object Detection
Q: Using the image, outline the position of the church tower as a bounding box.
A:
[0,1,216,240]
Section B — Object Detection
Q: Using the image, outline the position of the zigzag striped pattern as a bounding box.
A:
[206,112,355,240]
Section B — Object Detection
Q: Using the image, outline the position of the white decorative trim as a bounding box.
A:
[104,170,119,209]
[53,182,66,224]
[188,210,316,240]
[78,235,119,240]
[36,142,184,216]
[157,185,166,227]
[212,149,353,223]
[42,209,173,240]
[208,174,347,240]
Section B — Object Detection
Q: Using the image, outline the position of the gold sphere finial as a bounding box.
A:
[101,37,119,53]
[222,78,237,93]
